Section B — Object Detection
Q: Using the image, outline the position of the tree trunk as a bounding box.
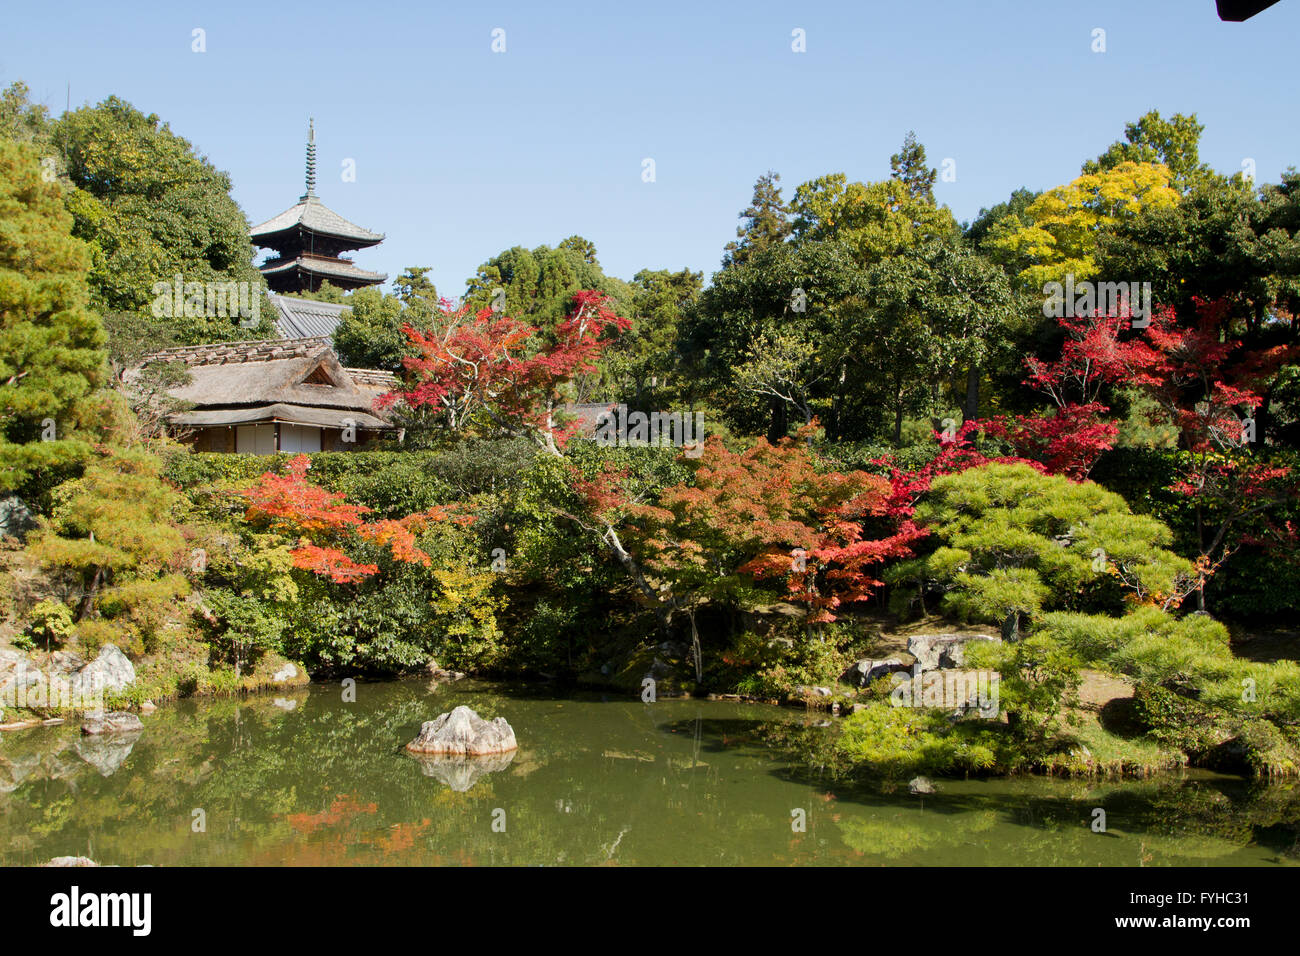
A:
[964,365,980,422]
[77,567,103,621]
[767,398,788,444]
[688,608,702,684]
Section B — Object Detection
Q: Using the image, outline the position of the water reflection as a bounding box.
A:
[0,679,1295,866]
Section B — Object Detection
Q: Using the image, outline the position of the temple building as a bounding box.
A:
[132,337,399,454]
[249,121,387,295]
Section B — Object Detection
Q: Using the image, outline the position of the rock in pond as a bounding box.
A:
[908,775,936,795]
[44,856,98,867]
[81,711,144,736]
[271,662,299,684]
[406,705,517,756]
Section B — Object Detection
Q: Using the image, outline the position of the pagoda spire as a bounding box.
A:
[250,118,387,294]
[302,118,317,201]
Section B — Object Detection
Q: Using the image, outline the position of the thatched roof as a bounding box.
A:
[136,337,398,430]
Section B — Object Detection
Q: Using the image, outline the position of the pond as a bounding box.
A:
[1,679,1296,866]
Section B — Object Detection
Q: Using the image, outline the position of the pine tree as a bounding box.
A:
[724,171,792,266]
[890,131,937,204]
[0,139,108,494]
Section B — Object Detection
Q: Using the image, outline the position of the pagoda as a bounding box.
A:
[249,120,387,294]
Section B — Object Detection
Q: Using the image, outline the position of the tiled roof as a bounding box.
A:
[344,367,399,388]
[267,294,352,339]
[143,337,333,367]
[249,195,384,245]
[260,256,387,284]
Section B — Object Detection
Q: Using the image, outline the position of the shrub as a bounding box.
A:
[889,463,1198,628]
[23,598,75,651]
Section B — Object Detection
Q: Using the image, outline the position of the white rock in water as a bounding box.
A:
[406,705,517,756]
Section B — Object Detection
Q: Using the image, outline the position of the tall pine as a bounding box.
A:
[724,171,792,266]
[0,139,108,494]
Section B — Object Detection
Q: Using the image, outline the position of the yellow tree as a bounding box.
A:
[987,161,1180,290]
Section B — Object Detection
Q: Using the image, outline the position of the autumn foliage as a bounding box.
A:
[238,454,471,583]
[378,290,630,450]
[582,429,926,624]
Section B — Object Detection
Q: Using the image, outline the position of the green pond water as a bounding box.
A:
[1,678,1297,866]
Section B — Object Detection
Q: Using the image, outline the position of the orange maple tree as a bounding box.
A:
[238,454,471,583]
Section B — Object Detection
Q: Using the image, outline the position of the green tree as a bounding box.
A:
[1083,109,1215,192]
[850,239,1017,441]
[30,447,189,649]
[332,287,414,371]
[890,131,937,203]
[603,268,702,407]
[683,239,869,440]
[790,173,959,264]
[0,139,108,494]
[50,95,269,342]
[463,238,632,328]
[723,171,793,267]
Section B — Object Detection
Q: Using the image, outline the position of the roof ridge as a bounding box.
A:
[142,336,333,367]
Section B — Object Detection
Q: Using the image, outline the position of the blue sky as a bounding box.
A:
[3,1,1297,296]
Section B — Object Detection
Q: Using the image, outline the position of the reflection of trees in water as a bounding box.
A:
[1,683,1297,866]
[744,716,1300,865]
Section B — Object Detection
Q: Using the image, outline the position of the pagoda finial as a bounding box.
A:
[303,118,317,200]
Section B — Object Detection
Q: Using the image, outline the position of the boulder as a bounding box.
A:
[44,856,98,867]
[409,750,516,792]
[425,660,466,682]
[49,650,86,675]
[0,647,26,674]
[271,662,298,684]
[73,644,135,696]
[841,657,907,687]
[906,633,999,672]
[0,496,37,541]
[792,685,833,698]
[908,775,936,795]
[406,705,517,756]
[81,711,143,736]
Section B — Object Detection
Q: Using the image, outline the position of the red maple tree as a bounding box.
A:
[565,429,926,680]
[1121,299,1300,608]
[377,290,630,453]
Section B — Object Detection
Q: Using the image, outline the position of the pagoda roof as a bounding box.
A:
[259,255,387,286]
[250,194,385,246]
